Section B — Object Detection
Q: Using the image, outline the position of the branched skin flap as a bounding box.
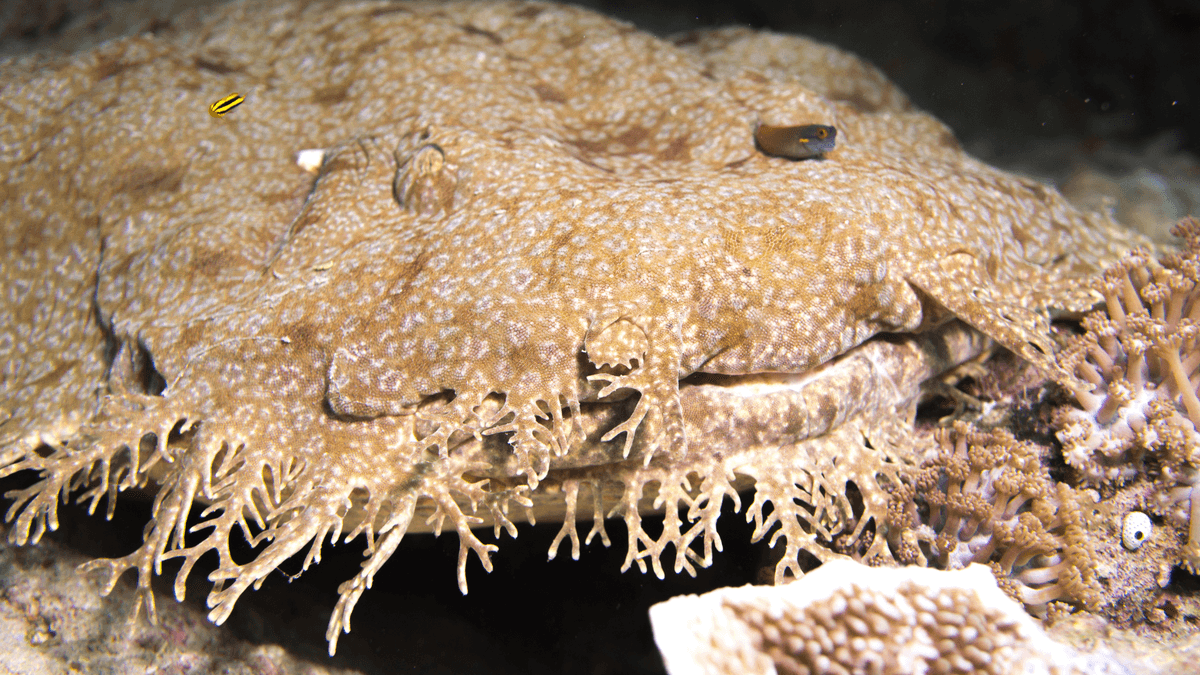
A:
[0,1,1145,654]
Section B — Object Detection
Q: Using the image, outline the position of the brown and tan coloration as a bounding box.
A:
[886,422,1105,614]
[754,123,837,159]
[0,0,1146,653]
[649,560,1118,675]
[1054,217,1200,574]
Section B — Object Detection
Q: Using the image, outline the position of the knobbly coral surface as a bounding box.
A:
[650,560,1130,675]
[0,0,1148,653]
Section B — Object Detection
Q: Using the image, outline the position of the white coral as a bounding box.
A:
[649,559,1129,675]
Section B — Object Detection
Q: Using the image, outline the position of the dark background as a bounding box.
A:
[586,0,1200,158]
[1,1,1197,673]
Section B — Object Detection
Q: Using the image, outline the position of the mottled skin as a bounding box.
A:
[0,0,1146,654]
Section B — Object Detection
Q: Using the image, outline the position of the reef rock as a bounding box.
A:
[649,559,1131,675]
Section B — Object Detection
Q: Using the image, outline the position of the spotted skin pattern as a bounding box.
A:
[0,0,1147,654]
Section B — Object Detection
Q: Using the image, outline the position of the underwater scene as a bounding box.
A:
[1,0,1198,672]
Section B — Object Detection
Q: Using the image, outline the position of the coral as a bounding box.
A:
[649,559,1129,675]
[0,524,358,675]
[0,0,1146,653]
[887,422,1105,614]
[1055,136,1200,247]
[1053,216,1200,571]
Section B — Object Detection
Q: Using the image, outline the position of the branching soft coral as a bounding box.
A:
[1053,216,1200,571]
[887,422,1104,613]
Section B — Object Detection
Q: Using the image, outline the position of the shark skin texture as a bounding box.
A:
[0,0,1147,653]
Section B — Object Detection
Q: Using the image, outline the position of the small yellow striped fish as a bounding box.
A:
[209,93,245,118]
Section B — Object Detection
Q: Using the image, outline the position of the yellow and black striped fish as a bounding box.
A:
[209,93,245,118]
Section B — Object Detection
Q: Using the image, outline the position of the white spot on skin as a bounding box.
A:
[0,1,1151,656]
[1122,511,1151,550]
[297,148,326,173]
